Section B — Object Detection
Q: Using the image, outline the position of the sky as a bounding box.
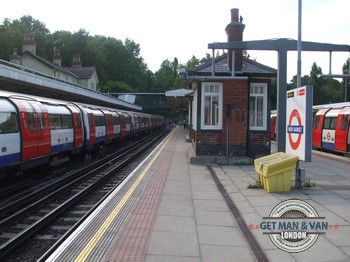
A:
[1,0,349,82]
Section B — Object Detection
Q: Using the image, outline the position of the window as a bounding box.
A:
[323,117,337,130]
[49,114,73,129]
[341,115,348,130]
[76,113,82,128]
[95,115,106,126]
[249,83,267,130]
[0,112,18,134]
[27,112,36,131]
[313,115,320,129]
[201,82,222,129]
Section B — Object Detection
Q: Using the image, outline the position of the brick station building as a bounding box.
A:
[186,8,277,164]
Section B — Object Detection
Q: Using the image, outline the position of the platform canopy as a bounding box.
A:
[165,88,193,110]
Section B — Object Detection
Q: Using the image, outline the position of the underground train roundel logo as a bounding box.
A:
[287,109,303,150]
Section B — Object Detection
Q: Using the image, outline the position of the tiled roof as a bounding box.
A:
[21,51,96,79]
[65,66,96,79]
[22,51,78,77]
[188,54,277,76]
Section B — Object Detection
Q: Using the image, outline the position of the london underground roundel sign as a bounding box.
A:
[285,86,313,162]
[287,109,303,150]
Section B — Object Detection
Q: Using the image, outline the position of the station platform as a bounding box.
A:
[45,126,350,262]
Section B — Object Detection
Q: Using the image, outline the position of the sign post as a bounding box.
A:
[286,85,313,162]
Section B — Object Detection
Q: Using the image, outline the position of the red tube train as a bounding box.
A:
[270,102,350,154]
[0,91,165,176]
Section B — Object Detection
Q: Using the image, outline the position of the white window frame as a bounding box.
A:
[201,82,222,130]
[249,82,267,130]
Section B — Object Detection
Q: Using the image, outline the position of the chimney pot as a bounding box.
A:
[225,8,245,71]
[231,8,239,22]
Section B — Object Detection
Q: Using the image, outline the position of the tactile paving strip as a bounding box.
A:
[105,128,179,262]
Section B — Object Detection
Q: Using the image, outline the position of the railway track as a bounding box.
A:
[0,129,170,261]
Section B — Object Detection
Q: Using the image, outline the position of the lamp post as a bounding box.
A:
[345,59,349,102]
[297,0,302,88]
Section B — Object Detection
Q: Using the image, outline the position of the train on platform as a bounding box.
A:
[270,102,350,154]
[0,90,165,177]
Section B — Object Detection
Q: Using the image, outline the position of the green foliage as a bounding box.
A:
[154,58,184,91]
[248,178,263,189]
[302,177,316,188]
[101,80,136,94]
[1,15,348,109]
[288,62,343,104]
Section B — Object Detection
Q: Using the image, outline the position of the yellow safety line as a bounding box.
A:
[74,129,175,262]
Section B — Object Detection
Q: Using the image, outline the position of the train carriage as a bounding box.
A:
[321,109,340,151]
[312,108,331,149]
[0,98,21,169]
[65,104,84,151]
[334,107,350,153]
[0,90,165,176]
[7,96,51,166]
[132,112,140,135]
[45,104,75,154]
[92,109,107,143]
[100,109,114,143]
[271,101,350,155]
[110,110,121,141]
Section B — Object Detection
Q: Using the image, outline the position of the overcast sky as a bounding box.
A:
[1,0,349,81]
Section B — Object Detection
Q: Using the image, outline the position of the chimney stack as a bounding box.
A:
[9,48,20,64]
[225,8,245,71]
[22,33,37,55]
[71,54,82,68]
[52,48,62,66]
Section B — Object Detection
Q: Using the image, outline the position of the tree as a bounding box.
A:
[102,80,136,94]
[289,62,342,105]
[0,16,52,60]
[154,58,184,91]
[342,58,350,102]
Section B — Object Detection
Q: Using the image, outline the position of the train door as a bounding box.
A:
[321,109,340,151]
[312,108,330,149]
[334,107,350,153]
[66,104,83,149]
[10,98,50,160]
[31,101,50,156]
[119,112,126,139]
[102,110,113,142]
[124,113,131,136]
[111,111,121,140]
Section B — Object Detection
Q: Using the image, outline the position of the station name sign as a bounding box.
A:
[285,86,313,162]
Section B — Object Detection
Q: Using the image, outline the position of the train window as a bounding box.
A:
[330,117,337,129]
[113,116,120,125]
[313,116,319,129]
[0,112,18,134]
[49,114,62,129]
[342,115,348,130]
[95,115,106,126]
[76,113,82,128]
[324,117,337,130]
[27,112,36,131]
[61,115,73,129]
[88,114,93,127]
[37,112,44,130]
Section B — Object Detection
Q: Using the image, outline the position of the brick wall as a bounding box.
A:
[248,131,271,158]
[194,79,249,156]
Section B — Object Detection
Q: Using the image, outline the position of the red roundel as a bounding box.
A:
[288,109,302,150]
